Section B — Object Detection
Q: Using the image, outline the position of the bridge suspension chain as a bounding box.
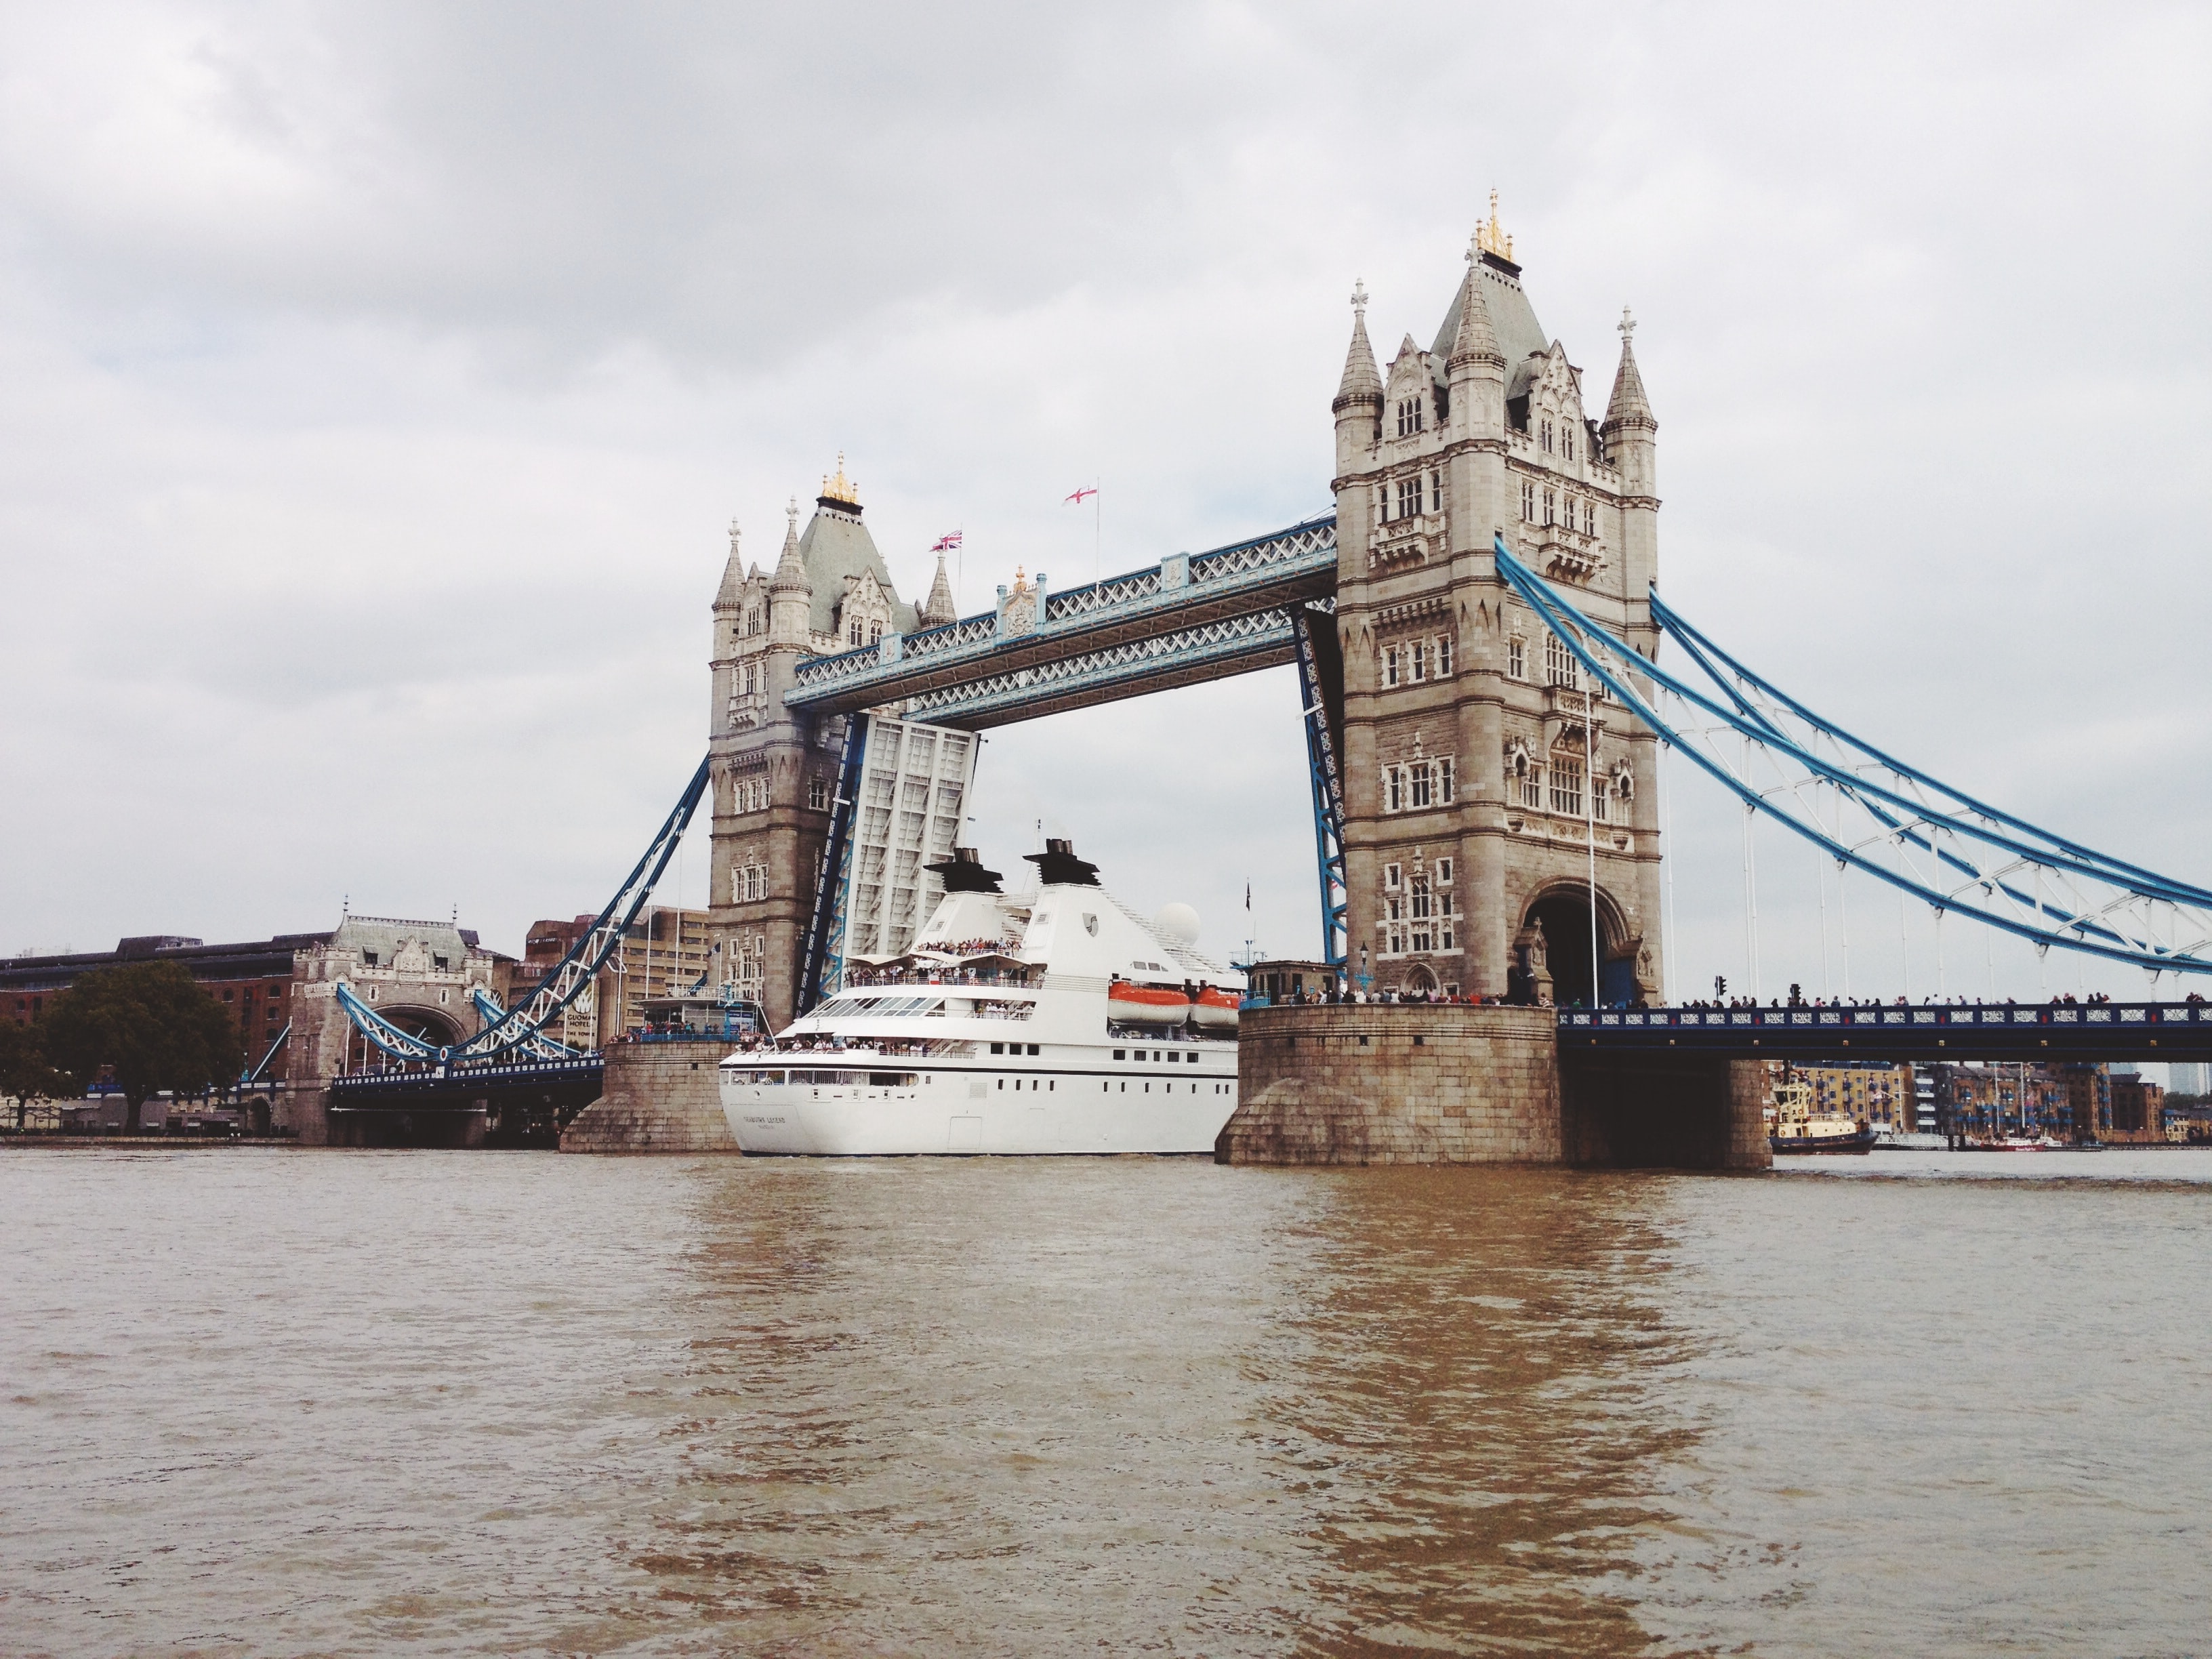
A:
[336,755,715,1065]
[1493,537,2212,980]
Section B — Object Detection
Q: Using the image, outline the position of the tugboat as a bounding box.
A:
[718,839,1243,1155]
[1768,1071,1878,1155]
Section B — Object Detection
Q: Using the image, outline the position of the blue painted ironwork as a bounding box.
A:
[470,988,579,1059]
[797,714,869,1016]
[336,755,715,1063]
[1493,537,2212,978]
[786,514,1336,721]
[1560,1000,2212,1060]
[241,1021,289,1085]
[1290,605,1348,968]
[903,607,1305,727]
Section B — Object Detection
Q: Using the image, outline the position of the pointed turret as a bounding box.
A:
[1601,305,1656,434]
[1334,281,1383,411]
[918,552,957,629]
[767,496,812,647]
[1333,280,1383,473]
[1446,241,1504,369]
[769,497,809,593]
[714,520,745,611]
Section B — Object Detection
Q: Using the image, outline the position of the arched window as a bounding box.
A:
[1541,419,1554,453]
[1548,750,1584,817]
[1507,635,1526,680]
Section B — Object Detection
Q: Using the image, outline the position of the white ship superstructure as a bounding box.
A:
[719,840,1242,1154]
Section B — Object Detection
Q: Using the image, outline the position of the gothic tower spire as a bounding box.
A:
[1601,306,1655,432]
[918,551,957,629]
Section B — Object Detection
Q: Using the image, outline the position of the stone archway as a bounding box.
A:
[377,1005,464,1049]
[1516,883,1633,1009]
[1401,962,1439,997]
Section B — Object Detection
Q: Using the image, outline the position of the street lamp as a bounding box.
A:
[1357,942,1372,996]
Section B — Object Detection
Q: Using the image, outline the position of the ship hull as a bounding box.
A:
[1770,1128,1879,1155]
[721,1063,1233,1155]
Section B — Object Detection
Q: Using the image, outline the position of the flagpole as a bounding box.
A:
[1094,476,1101,587]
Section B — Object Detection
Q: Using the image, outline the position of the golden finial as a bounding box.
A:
[822,451,859,505]
[1476,188,1515,262]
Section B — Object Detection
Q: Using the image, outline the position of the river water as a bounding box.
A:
[2,1148,2206,1658]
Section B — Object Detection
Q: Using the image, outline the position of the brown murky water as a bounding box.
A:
[2,1148,2207,1656]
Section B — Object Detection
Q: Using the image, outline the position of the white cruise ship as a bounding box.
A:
[719,840,1243,1155]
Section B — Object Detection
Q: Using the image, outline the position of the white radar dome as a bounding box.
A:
[1153,903,1201,946]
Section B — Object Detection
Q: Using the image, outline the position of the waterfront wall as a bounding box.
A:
[1220,1004,1561,1164]
[1221,1003,1770,1170]
[560,1043,737,1153]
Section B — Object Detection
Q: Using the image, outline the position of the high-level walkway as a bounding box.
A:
[784,515,1338,726]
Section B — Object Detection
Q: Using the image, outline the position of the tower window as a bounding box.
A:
[1521,480,1536,521]
[1543,489,1556,527]
[1541,419,1553,453]
[1582,499,1595,536]
[1385,862,1402,890]
[1549,753,1584,817]
[1436,635,1452,676]
[1544,633,1580,690]
[1439,757,1455,803]
[1561,428,1574,462]
[1387,767,1404,811]
[1429,470,1443,512]
[1436,857,1454,884]
[1396,396,1425,437]
[1411,764,1432,809]
[1397,475,1423,518]
[809,776,830,811]
[1383,647,1399,687]
[1507,636,1526,680]
[1409,642,1427,682]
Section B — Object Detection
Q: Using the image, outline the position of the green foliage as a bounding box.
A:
[0,1015,72,1109]
[39,962,243,1132]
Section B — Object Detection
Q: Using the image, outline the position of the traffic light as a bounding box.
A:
[1714,975,1727,998]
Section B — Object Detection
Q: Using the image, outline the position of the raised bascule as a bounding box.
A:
[329,197,2212,1166]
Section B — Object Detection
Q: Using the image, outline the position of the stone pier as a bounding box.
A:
[1218,1003,1769,1170]
[559,1042,739,1153]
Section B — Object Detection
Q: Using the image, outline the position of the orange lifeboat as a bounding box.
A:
[1189,985,1240,1033]
[1107,980,1191,1026]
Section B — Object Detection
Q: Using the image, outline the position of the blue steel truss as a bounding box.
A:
[797,714,869,1015]
[1290,605,1348,967]
[787,514,1337,724]
[336,756,714,1064]
[1493,537,2212,979]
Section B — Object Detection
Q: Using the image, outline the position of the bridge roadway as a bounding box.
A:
[1559,1000,2212,1062]
[784,514,1338,726]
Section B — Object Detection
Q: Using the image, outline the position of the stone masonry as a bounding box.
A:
[1221,1003,1561,1164]
[559,1042,737,1153]
[1330,198,1665,1006]
[1223,1002,1771,1170]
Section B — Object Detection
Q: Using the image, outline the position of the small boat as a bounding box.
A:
[1769,1076,1877,1155]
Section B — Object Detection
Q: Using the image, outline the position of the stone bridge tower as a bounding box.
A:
[705,459,948,1027]
[1330,201,1664,1005]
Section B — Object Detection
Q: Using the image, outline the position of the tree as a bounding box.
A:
[0,1017,72,1128]
[40,962,243,1133]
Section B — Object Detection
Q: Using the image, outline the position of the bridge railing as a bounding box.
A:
[784,514,1337,705]
[1562,1002,2210,1033]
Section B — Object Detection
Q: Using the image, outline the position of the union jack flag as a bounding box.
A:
[930,531,963,552]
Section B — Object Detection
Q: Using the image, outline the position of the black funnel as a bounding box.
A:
[1024,837,1101,887]
[926,846,1004,895]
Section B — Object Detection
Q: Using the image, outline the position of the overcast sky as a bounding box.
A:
[1,1,2206,1004]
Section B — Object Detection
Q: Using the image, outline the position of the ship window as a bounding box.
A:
[990,1042,1004,1054]
[1027,1043,1040,1055]
[997,1079,1004,1089]
[1113,1048,1125,1060]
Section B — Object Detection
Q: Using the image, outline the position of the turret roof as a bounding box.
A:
[918,552,958,628]
[715,521,745,609]
[796,500,918,636]
[1431,253,1551,397]
[1334,281,1382,409]
[1603,308,1656,429]
[769,499,811,594]
[1446,237,1506,368]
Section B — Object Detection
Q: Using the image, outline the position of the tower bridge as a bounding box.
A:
[325,199,2212,1166]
